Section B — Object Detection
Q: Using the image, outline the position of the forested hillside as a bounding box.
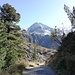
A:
[0,3,26,75]
[47,32,75,75]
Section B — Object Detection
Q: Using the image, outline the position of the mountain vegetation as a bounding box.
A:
[1,3,74,75]
[0,3,25,75]
[47,32,75,75]
[50,26,66,45]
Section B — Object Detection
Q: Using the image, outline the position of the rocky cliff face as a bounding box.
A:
[47,32,75,75]
[21,29,33,43]
[31,33,59,49]
[23,42,57,62]
[21,29,57,62]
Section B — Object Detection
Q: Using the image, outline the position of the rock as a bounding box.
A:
[23,42,57,62]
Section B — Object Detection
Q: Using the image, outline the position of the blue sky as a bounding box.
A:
[0,0,75,30]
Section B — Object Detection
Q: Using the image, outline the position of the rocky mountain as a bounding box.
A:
[31,33,59,49]
[21,22,61,49]
[20,27,57,63]
[27,22,53,35]
[23,41,57,62]
[21,29,33,43]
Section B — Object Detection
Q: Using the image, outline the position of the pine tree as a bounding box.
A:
[50,26,65,44]
[0,3,24,70]
[0,20,7,71]
[0,3,20,23]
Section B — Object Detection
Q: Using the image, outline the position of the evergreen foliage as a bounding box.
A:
[48,32,75,75]
[0,3,20,23]
[50,26,65,45]
[0,3,25,73]
[0,20,7,72]
[33,44,38,61]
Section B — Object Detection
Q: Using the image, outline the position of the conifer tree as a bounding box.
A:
[0,3,24,70]
[0,20,7,71]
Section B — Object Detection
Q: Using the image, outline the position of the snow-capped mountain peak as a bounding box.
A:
[27,22,53,35]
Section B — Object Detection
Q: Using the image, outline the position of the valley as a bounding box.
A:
[0,2,75,75]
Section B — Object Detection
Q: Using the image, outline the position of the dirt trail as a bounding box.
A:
[22,66,57,75]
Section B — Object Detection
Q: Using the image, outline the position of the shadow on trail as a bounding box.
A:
[22,66,57,75]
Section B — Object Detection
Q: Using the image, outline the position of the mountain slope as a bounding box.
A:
[23,41,57,62]
[31,33,59,49]
[47,32,75,75]
[21,29,33,43]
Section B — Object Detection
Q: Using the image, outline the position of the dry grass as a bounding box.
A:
[16,59,29,68]
[1,59,29,75]
[25,61,45,68]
